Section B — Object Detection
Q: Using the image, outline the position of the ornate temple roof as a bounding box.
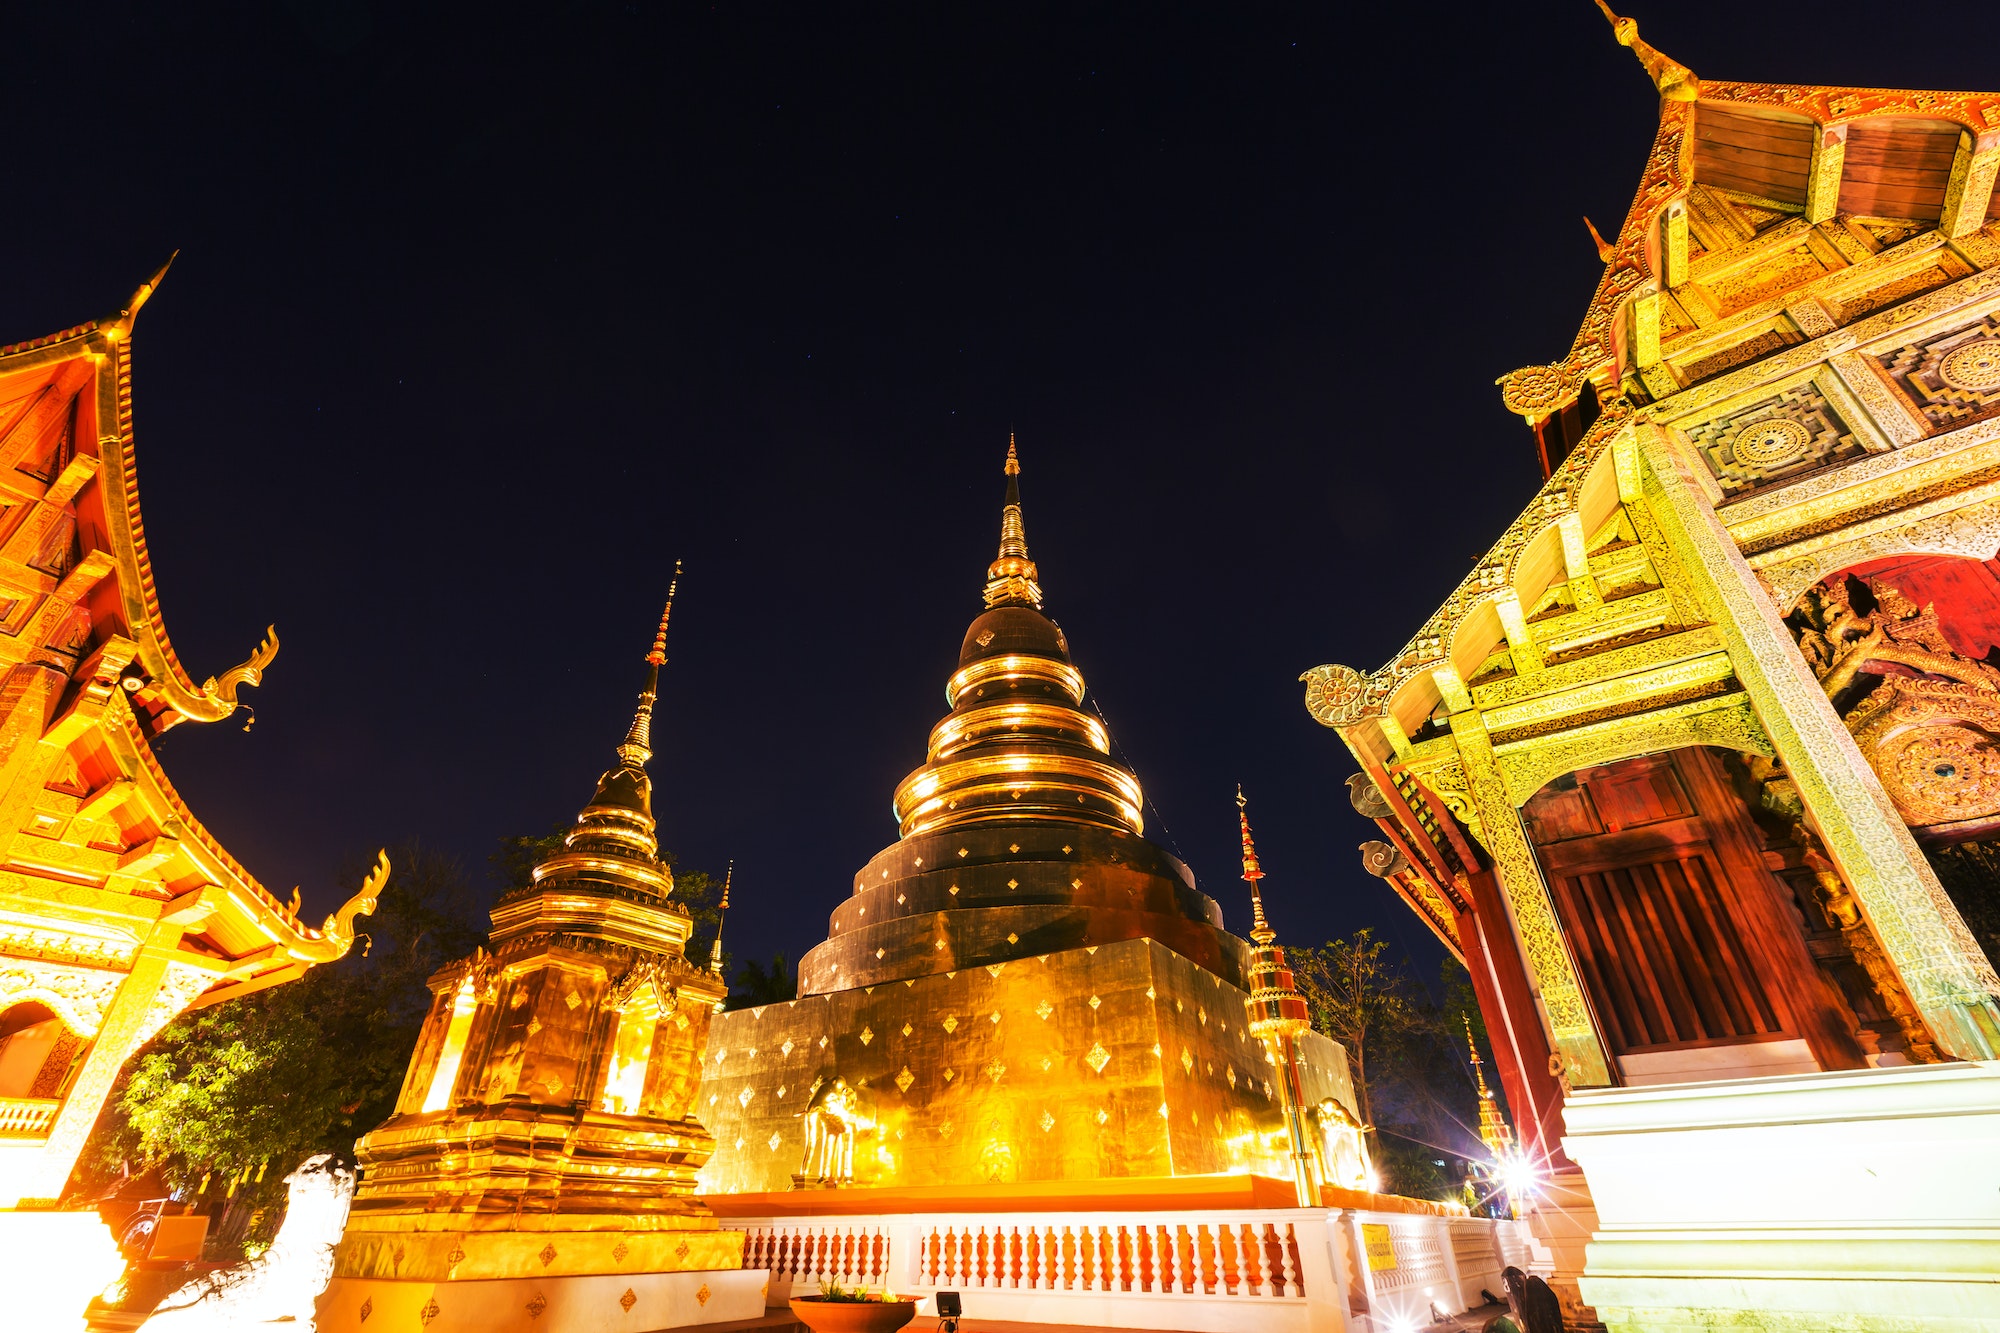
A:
[1305,9,2000,752]
[1498,5,2000,456]
[0,264,376,996]
[797,442,1250,995]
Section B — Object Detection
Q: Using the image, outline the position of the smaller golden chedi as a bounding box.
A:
[317,582,763,1333]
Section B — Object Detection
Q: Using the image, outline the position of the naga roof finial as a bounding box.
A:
[1593,1,1698,102]
[984,437,1043,609]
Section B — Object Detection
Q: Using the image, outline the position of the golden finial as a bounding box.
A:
[120,251,179,326]
[710,859,732,975]
[1593,1,1698,102]
[1466,1014,1493,1098]
[619,571,681,767]
[984,438,1043,609]
[1237,785,1275,946]
[1584,216,1617,264]
[649,560,681,667]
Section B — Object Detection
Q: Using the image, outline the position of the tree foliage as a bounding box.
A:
[78,842,487,1248]
[728,952,797,1009]
[1293,929,1506,1205]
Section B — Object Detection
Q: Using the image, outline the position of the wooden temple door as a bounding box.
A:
[1522,748,1858,1083]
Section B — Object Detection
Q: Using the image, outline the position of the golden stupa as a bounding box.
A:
[316,586,762,1333]
[697,442,1361,1195]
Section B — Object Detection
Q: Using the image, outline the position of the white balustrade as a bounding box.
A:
[729,1205,1538,1333]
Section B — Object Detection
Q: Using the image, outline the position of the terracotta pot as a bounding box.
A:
[787,1296,919,1333]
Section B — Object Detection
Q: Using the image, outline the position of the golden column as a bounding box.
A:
[1235,788,1320,1208]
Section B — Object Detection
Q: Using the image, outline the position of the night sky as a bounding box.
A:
[7,3,1994,988]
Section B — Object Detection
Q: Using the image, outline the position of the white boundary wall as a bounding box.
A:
[727,1205,1535,1333]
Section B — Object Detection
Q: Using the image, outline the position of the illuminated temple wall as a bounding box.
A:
[698,934,1352,1193]
[1303,13,2000,1330]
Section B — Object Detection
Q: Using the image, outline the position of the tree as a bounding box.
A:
[80,841,488,1252]
[729,953,796,1009]
[1291,927,1416,1148]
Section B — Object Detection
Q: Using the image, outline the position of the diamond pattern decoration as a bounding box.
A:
[1095,1108,1109,1126]
[1088,995,1101,1010]
[526,1292,548,1321]
[526,1019,542,1037]
[738,1086,754,1108]
[940,1120,954,1137]
[934,938,946,951]
[895,1066,916,1093]
[1006,878,1019,889]
[1085,1042,1111,1073]
[1198,1008,1208,1027]
[943,1067,957,1082]
[876,948,886,959]
[539,1243,559,1267]
[446,1243,466,1271]
[697,1284,712,1307]
[949,884,959,896]
[565,991,582,1010]
[818,1035,828,1049]
[781,1039,794,1057]
[1006,932,1019,945]
[989,1011,1001,1024]
[768,1132,783,1151]
[985,1059,1006,1082]
[420,1298,441,1327]
[1039,1109,1056,1132]
[359,1297,374,1324]
[620,1288,638,1313]
[1181,1046,1194,1075]
[613,1240,630,1263]
[1039,1055,1055,1072]
[896,893,906,904]
[859,1026,874,1046]
[1035,998,1054,1020]
[1227,1067,1238,1089]
[958,847,969,858]
[676,1238,691,1261]
[902,1022,913,1036]
[777,1085,788,1100]
[1158,1103,1171,1119]
[942,1014,959,1033]
[1145,986,1157,1000]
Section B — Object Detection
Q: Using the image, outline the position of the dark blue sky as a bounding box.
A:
[6,2,1992,985]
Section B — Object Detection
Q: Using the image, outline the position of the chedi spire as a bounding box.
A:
[984,435,1042,610]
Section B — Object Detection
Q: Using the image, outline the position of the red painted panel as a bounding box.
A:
[1845,554,2000,661]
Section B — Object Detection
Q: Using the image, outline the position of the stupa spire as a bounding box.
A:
[710,860,732,975]
[1593,1,1698,102]
[1238,785,1275,945]
[984,434,1043,609]
[618,563,680,768]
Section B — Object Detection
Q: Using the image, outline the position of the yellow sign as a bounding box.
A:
[1361,1222,1398,1272]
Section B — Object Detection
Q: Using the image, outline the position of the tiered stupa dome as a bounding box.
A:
[796,441,1249,995]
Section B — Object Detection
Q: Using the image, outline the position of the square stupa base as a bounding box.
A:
[315,1268,769,1333]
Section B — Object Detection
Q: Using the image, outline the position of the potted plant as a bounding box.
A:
[787,1280,919,1333]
